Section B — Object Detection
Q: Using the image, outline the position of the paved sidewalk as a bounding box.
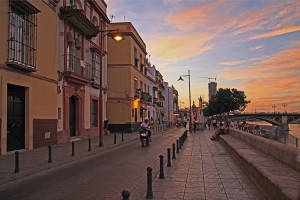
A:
[0,131,141,186]
[132,128,267,200]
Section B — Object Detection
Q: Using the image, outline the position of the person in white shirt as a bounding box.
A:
[140,117,151,141]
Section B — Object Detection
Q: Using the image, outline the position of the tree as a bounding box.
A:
[203,88,250,116]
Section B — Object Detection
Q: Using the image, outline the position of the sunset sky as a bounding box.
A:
[106,0,300,113]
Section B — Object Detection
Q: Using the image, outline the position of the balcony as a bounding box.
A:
[153,97,158,105]
[159,94,165,101]
[59,6,99,39]
[63,54,91,85]
[140,92,153,103]
[157,102,164,107]
[134,90,141,99]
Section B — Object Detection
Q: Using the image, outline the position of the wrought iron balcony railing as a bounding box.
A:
[65,53,91,80]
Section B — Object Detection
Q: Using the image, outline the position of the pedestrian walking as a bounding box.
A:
[207,117,211,129]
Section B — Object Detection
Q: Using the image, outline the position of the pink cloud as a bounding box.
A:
[249,45,264,51]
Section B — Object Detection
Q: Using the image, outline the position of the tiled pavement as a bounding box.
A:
[137,129,267,200]
[0,127,267,200]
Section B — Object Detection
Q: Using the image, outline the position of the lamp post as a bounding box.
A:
[282,103,287,113]
[180,101,184,110]
[178,70,192,132]
[98,29,124,147]
[272,105,276,113]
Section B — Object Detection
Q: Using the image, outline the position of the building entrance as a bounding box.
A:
[7,84,25,151]
[69,96,76,137]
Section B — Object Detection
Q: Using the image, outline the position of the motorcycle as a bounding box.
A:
[176,121,181,127]
[139,127,151,147]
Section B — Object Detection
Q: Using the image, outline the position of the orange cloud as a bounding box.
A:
[219,46,300,112]
[148,34,213,62]
[219,60,245,66]
[249,26,300,40]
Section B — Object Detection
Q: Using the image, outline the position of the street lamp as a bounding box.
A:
[180,101,184,110]
[99,29,124,147]
[178,70,192,133]
[282,103,287,113]
[272,105,276,113]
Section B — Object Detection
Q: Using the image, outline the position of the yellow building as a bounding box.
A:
[107,22,155,132]
[0,0,59,155]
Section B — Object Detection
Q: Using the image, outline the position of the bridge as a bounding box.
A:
[228,113,300,126]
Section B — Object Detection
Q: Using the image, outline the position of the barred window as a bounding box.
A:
[91,99,98,127]
[7,1,39,71]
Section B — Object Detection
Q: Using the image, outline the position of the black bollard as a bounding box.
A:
[48,145,52,163]
[88,136,91,152]
[71,141,75,156]
[122,133,124,142]
[146,167,153,199]
[176,140,179,153]
[114,133,116,144]
[159,155,164,179]
[181,135,184,146]
[172,143,176,159]
[121,189,130,200]
[167,148,171,167]
[179,137,182,149]
[14,151,20,173]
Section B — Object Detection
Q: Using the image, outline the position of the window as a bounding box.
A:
[134,77,138,90]
[91,52,100,84]
[7,1,39,71]
[134,48,138,68]
[140,54,143,72]
[91,99,98,127]
[58,108,62,119]
[140,81,143,91]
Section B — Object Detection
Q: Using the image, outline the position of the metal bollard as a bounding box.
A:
[181,135,184,146]
[114,133,116,144]
[121,189,130,200]
[14,151,20,173]
[176,140,179,153]
[88,136,91,152]
[172,143,176,159]
[122,133,124,142]
[179,137,182,149]
[146,167,153,199]
[167,148,171,167]
[48,145,52,163]
[71,141,75,156]
[159,155,164,179]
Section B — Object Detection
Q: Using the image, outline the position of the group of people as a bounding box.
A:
[140,115,242,142]
[206,118,236,141]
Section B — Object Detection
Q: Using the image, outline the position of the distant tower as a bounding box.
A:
[208,81,217,100]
